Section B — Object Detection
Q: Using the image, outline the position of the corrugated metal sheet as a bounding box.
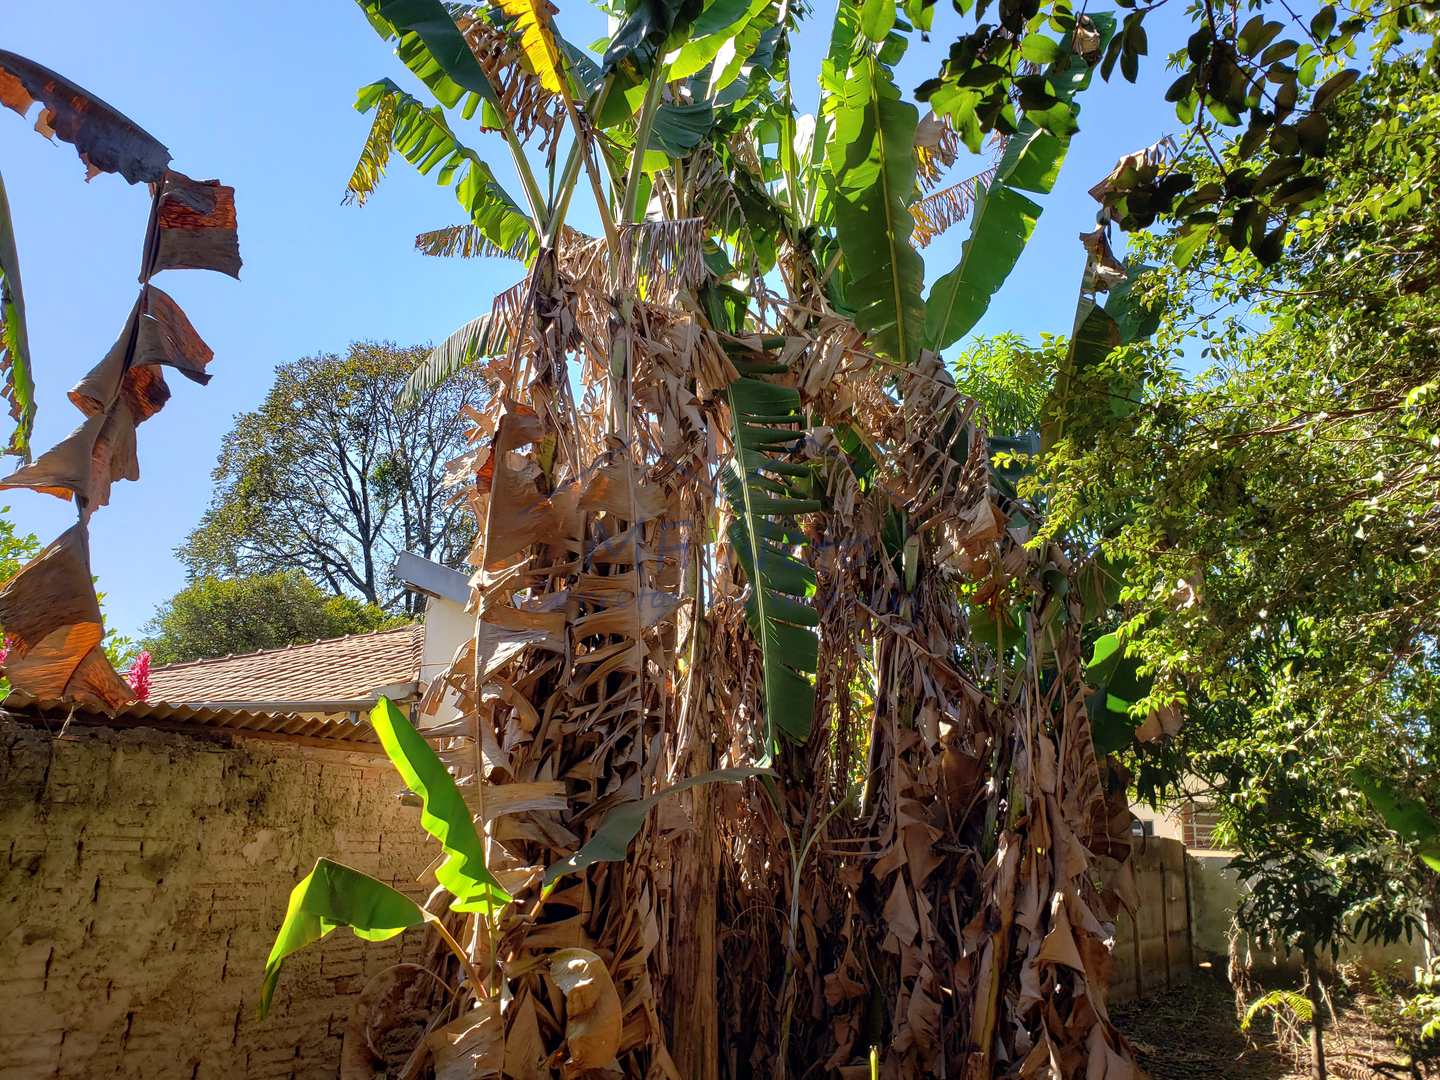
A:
[2,691,382,749]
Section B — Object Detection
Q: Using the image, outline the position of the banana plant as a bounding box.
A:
[261,697,510,1016]
[310,0,1158,1071]
[262,697,764,1015]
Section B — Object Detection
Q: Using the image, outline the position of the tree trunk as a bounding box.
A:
[1304,952,1327,1080]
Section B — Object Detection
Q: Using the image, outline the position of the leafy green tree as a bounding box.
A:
[179,341,485,611]
[0,505,38,699]
[0,504,38,582]
[1041,52,1440,783]
[142,571,408,665]
[952,332,1061,437]
[1019,53,1440,1078]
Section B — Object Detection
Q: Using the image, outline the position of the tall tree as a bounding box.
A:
[179,341,484,611]
[142,572,408,665]
[1031,54,1440,1077]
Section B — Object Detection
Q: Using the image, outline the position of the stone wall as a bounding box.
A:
[0,719,433,1079]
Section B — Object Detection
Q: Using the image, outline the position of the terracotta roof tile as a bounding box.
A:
[148,624,424,705]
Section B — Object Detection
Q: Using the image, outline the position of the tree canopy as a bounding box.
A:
[1000,52,1440,991]
[142,572,408,666]
[179,341,485,611]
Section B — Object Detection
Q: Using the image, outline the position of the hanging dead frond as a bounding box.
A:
[414,222,532,260]
[0,58,235,711]
[616,217,707,300]
[456,11,565,148]
[914,111,963,191]
[344,88,398,208]
[415,222,594,263]
[1088,134,1179,206]
[910,165,999,248]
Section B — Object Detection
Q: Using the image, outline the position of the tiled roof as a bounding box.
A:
[147,624,425,705]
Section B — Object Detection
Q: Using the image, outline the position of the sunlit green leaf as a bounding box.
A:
[827,50,925,365]
[370,697,511,914]
[0,170,34,461]
[261,857,423,1017]
[722,376,821,746]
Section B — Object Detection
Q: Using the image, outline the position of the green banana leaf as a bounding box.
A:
[370,697,511,914]
[827,49,925,365]
[544,767,769,884]
[398,311,510,412]
[923,16,1115,353]
[356,0,506,114]
[1084,630,1152,754]
[1041,262,1159,453]
[0,170,34,461]
[859,0,897,43]
[603,0,707,81]
[648,102,716,156]
[721,377,822,746]
[922,184,1040,353]
[1353,769,1440,872]
[350,80,535,258]
[669,0,770,81]
[260,857,424,1017]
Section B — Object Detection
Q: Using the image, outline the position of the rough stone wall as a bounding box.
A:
[0,720,433,1079]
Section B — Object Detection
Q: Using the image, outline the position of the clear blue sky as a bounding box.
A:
[2,1,1183,640]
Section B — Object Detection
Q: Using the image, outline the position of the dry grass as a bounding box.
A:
[1112,968,1432,1079]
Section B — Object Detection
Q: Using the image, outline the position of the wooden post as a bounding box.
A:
[1159,863,1172,989]
[1181,851,1196,972]
[1132,908,1143,1000]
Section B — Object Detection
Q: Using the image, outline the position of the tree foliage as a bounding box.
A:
[179,341,486,610]
[0,505,38,583]
[141,572,408,666]
[1029,53,1440,988]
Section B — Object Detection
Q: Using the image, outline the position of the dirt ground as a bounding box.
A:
[1111,967,1430,1079]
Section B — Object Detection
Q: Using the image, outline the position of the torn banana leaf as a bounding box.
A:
[722,375,821,746]
[398,311,510,412]
[0,50,171,183]
[260,857,424,1017]
[349,79,535,259]
[370,697,511,914]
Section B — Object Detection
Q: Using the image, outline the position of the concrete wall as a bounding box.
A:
[418,594,471,689]
[0,720,432,1079]
[1188,852,1428,976]
[1109,842,1428,1003]
[418,594,470,728]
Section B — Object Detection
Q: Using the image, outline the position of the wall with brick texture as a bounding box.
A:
[0,720,433,1079]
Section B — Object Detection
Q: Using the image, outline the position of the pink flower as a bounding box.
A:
[127,650,152,702]
[0,636,10,667]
